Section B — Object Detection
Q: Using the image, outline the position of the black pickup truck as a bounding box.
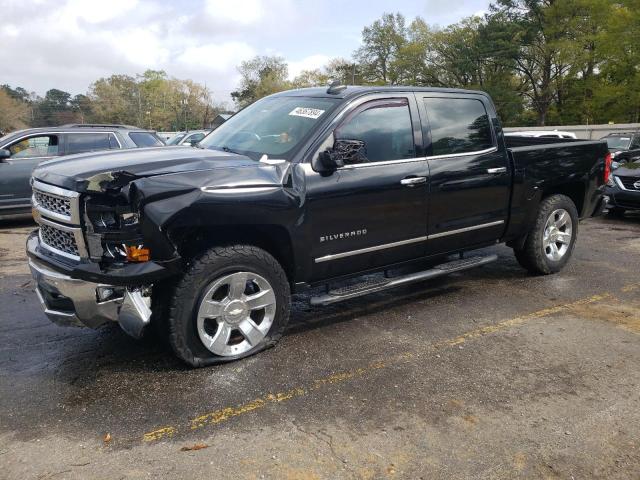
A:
[27,85,610,366]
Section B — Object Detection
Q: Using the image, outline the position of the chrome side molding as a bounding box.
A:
[313,220,505,263]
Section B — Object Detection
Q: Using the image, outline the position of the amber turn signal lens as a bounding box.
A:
[126,245,150,262]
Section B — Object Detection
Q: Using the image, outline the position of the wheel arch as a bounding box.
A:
[541,182,585,217]
[167,224,296,285]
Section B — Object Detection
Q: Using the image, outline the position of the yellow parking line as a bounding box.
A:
[142,287,631,443]
[143,426,176,442]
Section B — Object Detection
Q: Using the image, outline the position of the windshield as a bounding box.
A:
[199,96,340,160]
[166,133,186,145]
[605,136,631,150]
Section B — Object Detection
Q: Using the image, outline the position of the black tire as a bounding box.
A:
[607,207,626,217]
[166,245,291,367]
[513,194,579,275]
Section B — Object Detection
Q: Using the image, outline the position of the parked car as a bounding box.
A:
[600,132,640,162]
[0,124,165,218]
[605,158,640,215]
[505,130,577,139]
[26,85,609,367]
[165,130,210,146]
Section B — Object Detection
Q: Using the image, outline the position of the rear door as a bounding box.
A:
[416,94,510,254]
[0,133,61,213]
[304,93,429,281]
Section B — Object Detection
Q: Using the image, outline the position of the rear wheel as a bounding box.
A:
[513,194,578,275]
[167,245,291,367]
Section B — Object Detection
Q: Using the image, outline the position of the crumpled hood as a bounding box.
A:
[32,146,262,192]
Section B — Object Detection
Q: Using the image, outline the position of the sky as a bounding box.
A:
[1,0,491,106]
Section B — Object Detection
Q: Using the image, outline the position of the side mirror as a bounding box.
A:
[189,138,200,147]
[611,161,620,170]
[0,149,10,161]
[317,139,367,171]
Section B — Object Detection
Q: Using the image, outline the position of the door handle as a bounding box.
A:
[487,167,507,174]
[400,176,427,187]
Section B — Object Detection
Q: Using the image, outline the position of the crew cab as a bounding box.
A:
[26,85,610,367]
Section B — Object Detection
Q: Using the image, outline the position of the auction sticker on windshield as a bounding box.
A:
[289,107,325,119]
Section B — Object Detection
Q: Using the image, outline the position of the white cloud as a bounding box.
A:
[62,0,140,24]
[1,0,491,105]
[204,0,264,25]
[178,42,256,73]
[288,54,332,79]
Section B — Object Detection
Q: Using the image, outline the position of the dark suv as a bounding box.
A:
[601,132,640,163]
[0,124,164,217]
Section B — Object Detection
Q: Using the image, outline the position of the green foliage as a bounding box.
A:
[231,56,291,108]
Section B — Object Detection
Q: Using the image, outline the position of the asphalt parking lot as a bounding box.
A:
[1,214,639,479]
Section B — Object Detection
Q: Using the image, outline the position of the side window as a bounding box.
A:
[8,135,59,158]
[187,133,205,144]
[630,136,640,149]
[67,133,112,155]
[129,132,164,147]
[335,98,415,163]
[424,97,494,156]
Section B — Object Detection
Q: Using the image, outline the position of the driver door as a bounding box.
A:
[303,93,429,282]
[0,134,61,213]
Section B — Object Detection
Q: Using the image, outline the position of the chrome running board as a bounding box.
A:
[309,254,498,306]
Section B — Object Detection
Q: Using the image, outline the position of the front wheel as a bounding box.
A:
[167,245,291,367]
[514,194,579,275]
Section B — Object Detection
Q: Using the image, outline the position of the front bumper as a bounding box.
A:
[28,237,153,338]
[605,186,640,210]
[29,256,121,329]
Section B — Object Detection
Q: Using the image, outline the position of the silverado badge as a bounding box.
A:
[320,229,367,242]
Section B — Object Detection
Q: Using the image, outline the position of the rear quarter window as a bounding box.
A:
[129,132,164,147]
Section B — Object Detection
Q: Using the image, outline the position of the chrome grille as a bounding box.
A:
[40,224,79,257]
[617,175,640,190]
[33,189,72,217]
[32,180,81,224]
[32,180,86,260]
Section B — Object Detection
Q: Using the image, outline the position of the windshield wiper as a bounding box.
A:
[220,145,244,155]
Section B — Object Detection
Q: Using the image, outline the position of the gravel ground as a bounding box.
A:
[0,213,639,479]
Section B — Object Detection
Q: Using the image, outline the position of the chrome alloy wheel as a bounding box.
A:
[542,209,573,261]
[196,271,277,356]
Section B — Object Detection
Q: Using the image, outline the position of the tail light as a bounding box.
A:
[604,152,612,184]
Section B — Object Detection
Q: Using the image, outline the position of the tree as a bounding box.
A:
[89,75,139,125]
[488,1,573,126]
[354,13,407,84]
[291,58,362,88]
[231,56,291,108]
[392,18,439,86]
[0,89,30,133]
[32,88,80,126]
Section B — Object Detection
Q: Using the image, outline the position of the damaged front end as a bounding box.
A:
[27,171,183,338]
[27,147,292,338]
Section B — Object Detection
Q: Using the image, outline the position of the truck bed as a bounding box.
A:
[504,137,608,240]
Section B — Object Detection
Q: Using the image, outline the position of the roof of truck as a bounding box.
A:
[270,85,490,100]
